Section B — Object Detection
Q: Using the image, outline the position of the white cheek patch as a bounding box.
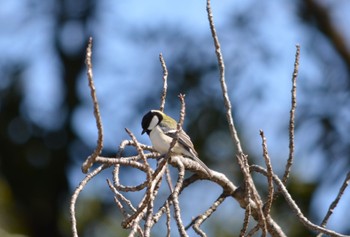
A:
[148,116,159,130]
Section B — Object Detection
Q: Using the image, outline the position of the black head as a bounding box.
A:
[141,110,163,135]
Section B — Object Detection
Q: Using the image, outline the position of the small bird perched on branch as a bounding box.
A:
[141,110,211,176]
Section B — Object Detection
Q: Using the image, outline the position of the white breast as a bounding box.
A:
[149,126,172,154]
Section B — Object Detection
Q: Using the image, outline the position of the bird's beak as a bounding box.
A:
[141,129,146,135]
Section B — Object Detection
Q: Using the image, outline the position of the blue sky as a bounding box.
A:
[1,0,350,234]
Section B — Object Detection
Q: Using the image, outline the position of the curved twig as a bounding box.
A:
[70,164,109,237]
[81,37,104,174]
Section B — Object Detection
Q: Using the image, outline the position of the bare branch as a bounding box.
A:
[240,199,251,237]
[70,164,109,237]
[259,130,275,216]
[172,160,188,237]
[159,53,168,112]
[206,3,271,235]
[239,163,253,237]
[281,44,300,185]
[82,37,104,174]
[125,128,152,179]
[316,171,350,237]
[144,175,163,237]
[121,162,165,229]
[165,166,174,192]
[193,192,228,236]
[116,140,154,158]
[96,155,152,174]
[107,179,137,215]
[167,94,188,236]
[246,224,260,237]
[206,0,243,155]
[113,139,153,187]
[165,202,171,237]
[235,153,267,236]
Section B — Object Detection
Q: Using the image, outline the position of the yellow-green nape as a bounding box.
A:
[149,110,177,127]
[162,113,177,125]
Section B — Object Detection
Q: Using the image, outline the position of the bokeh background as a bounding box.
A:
[0,0,350,236]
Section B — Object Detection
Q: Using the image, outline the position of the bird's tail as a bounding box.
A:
[191,155,212,177]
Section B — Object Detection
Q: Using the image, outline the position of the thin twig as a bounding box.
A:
[166,202,171,237]
[125,128,152,180]
[82,37,104,174]
[240,200,251,237]
[207,3,268,234]
[70,164,109,237]
[316,171,350,237]
[169,94,188,236]
[170,94,186,157]
[96,156,151,175]
[165,166,174,193]
[116,140,154,158]
[281,44,300,185]
[236,153,267,236]
[172,160,188,237]
[121,162,165,229]
[159,53,168,112]
[144,176,163,237]
[260,130,274,216]
[251,186,267,237]
[129,210,146,237]
[193,192,228,236]
[246,224,260,237]
[106,179,137,214]
[239,171,252,237]
[206,0,243,155]
[107,178,145,237]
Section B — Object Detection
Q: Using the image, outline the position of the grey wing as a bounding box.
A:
[165,130,211,176]
[164,129,198,156]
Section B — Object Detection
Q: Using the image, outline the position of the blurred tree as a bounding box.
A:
[0,0,94,236]
[297,0,350,175]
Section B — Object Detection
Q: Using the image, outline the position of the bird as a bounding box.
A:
[141,110,211,176]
